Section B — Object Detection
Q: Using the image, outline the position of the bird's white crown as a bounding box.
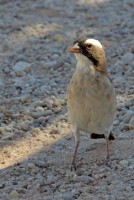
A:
[84,39,102,48]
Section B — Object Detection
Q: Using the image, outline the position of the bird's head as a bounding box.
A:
[68,38,107,73]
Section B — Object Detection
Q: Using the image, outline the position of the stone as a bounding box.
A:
[43,61,58,68]
[0,183,5,189]
[34,161,49,168]
[15,95,30,103]
[43,98,54,108]
[35,116,51,124]
[111,60,123,69]
[20,122,29,131]
[73,175,94,184]
[129,117,134,125]
[128,124,134,130]
[63,193,73,200]
[13,61,32,76]
[54,34,64,42]
[49,129,60,135]
[35,106,44,112]
[46,175,56,184]
[113,76,124,84]
[94,173,106,179]
[125,186,132,192]
[31,110,52,119]
[119,160,129,167]
[53,106,62,113]
[123,114,132,123]
[32,100,43,107]
[121,53,134,65]
[0,79,5,88]
[4,126,13,132]
[118,132,129,138]
[9,189,20,199]
[2,132,15,139]
[128,165,134,170]
[31,128,41,135]
[40,85,51,95]
[27,162,36,169]
[53,98,65,106]
[119,123,129,131]
[0,127,5,133]
[113,120,120,126]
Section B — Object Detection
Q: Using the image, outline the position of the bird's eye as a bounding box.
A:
[87,44,92,48]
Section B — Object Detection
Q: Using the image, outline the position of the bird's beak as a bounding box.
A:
[68,45,80,53]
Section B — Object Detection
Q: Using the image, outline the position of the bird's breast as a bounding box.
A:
[67,65,116,134]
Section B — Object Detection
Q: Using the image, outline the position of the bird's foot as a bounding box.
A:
[96,159,111,167]
[96,160,105,166]
[106,160,111,167]
[70,160,77,171]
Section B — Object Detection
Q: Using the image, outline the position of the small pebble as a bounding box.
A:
[63,193,73,200]
[121,53,134,65]
[119,160,129,167]
[9,190,20,199]
[27,163,36,169]
[2,132,15,139]
[73,175,94,184]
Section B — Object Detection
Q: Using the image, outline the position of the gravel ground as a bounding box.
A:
[0,0,134,199]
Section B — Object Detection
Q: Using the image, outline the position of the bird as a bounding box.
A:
[67,38,116,170]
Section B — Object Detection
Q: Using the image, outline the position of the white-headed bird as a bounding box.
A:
[67,38,116,170]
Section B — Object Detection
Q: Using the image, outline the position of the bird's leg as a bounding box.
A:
[96,134,110,166]
[71,141,79,171]
[105,135,112,167]
[105,135,110,160]
[71,126,80,171]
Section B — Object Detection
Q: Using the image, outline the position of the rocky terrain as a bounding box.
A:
[0,0,134,199]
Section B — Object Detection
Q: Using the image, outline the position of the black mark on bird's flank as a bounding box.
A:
[90,132,115,140]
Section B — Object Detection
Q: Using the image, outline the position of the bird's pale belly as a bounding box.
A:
[67,70,116,134]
